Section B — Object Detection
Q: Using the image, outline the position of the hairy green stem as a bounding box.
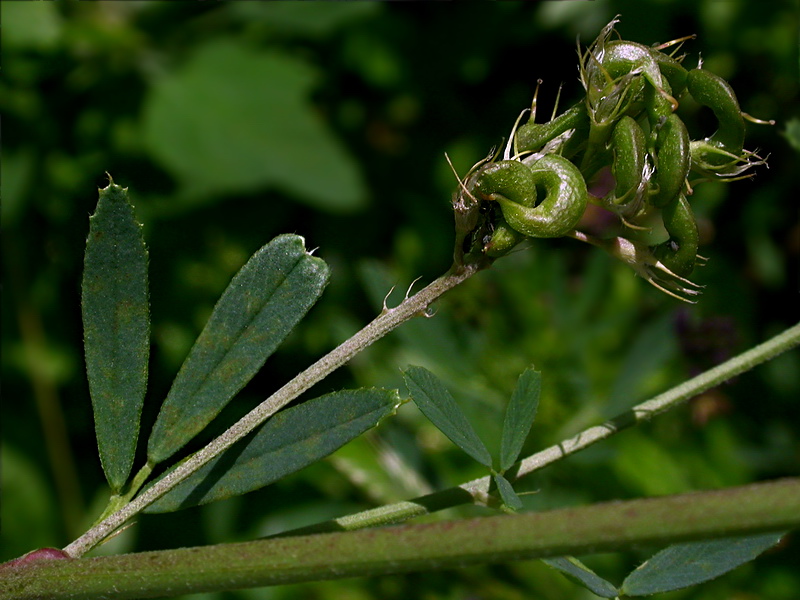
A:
[62,264,482,558]
[6,478,799,600]
[289,321,800,534]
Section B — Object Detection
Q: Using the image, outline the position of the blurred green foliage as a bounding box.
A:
[2,1,798,598]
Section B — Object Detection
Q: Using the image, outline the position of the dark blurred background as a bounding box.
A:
[2,1,798,598]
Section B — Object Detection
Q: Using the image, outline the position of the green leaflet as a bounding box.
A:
[542,557,619,598]
[82,180,150,492]
[403,366,492,468]
[147,234,329,465]
[493,474,522,512]
[621,532,784,596]
[499,368,541,472]
[145,389,401,513]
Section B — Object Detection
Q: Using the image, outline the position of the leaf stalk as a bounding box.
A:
[288,321,800,533]
[62,264,482,558]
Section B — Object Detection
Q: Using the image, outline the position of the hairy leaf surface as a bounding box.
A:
[147,234,329,464]
[500,368,541,472]
[404,366,492,468]
[493,474,522,511]
[621,532,784,595]
[82,181,150,491]
[542,557,619,598]
[145,388,400,513]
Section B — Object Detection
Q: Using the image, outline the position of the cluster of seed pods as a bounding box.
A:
[454,19,770,301]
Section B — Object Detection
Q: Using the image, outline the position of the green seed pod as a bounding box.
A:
[643,75,676,126]
[515,103,588,155]
[595,40,666,90]
[484,214,526,258]
[650,113,691,208]
[476,155,588,239]
[475,159,538,208]
[653,194,699,277]
[582,39,675,170]
[610,115,648,205]
[652,50,688,97]
[686,68,746,165]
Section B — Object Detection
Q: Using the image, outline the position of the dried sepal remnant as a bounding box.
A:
[569,231,704,304]
[452,17,771,302]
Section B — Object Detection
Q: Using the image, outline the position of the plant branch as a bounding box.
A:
[289,320,800,533]
[62,263,483,558]
[7,478,799,600]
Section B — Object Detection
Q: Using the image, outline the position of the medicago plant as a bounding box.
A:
[454,18,771,301]
[3,18,799,600]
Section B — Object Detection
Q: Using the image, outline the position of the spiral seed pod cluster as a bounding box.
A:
[453,18,770,302]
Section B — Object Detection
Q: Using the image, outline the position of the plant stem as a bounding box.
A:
[288,320,800,534]
[7,478,799,600]
[62,264,482,558]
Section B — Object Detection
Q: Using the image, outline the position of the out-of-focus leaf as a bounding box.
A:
[341,30,405,90]
[0,148,34,226]
[612,431,691,496]
[145,388,401,513]
[621,533,784,596]
[0,1,62,50]
[783,117,800,152]
[493,473,522,511]
[142,39,366,211]
[331,434,432,504]
[82,181,149,491]
[542,556,619,598]
[228,2,378,38]
[747,230,786,288]
[0,444,59,561]
[605,313,678,416]
[147,234,329,464]
[404,366,492,468]
[499,368,541,472]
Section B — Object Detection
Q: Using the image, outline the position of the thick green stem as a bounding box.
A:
[5,478,799,600]
[62,264,482,558]
[290,321,800,533]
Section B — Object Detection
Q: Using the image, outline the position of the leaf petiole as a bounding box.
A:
[63,263,482,558]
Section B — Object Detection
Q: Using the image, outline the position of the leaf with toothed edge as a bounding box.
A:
[542,556,620,598]
[493,473,523,511]
[499,368,541,472]
[82,179,150,492]
[404,366,493,468]
[145,388,401,513]
[621,532,785,596]
[147,234,330,465]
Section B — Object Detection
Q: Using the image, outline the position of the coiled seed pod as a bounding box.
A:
[652,51,689,97]
[687,68,746,168]
[650,113,691,208]
[610,115,648,207]
[653,194,699,277]
[475,155,588,239]
[515,104,588,155]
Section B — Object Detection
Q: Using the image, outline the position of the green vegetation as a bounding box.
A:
[2,1,798,599]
